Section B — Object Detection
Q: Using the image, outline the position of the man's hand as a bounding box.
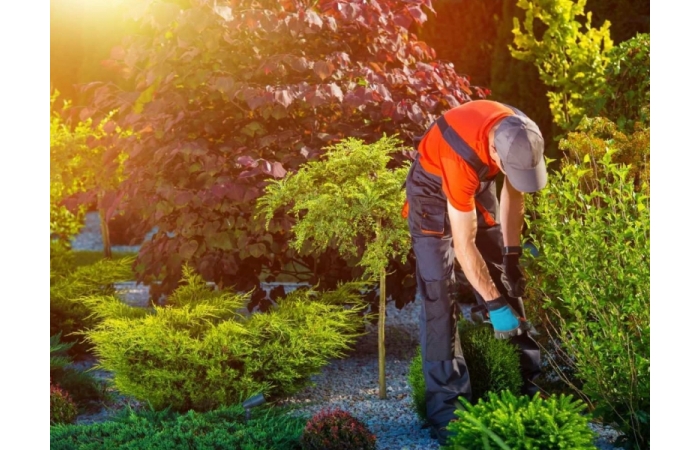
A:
[501,247,526,298]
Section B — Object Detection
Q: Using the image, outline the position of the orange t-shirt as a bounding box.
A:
[417,100,514,212]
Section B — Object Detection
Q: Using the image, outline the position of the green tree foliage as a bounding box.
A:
[510,0,614,132]
[84,0,482,303]
[50,91,89,244]
[82,267,367,411]
[525,119,650,449]
[50,90,130,257]
[590,33,650,133]
[257,135,410,399]
[258,136,411,280]
[490,0,554,157]
[446,391,596,449]
[50,403,308,450]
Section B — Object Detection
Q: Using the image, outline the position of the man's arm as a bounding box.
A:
[500,176,525,247]
[447,200,500,302]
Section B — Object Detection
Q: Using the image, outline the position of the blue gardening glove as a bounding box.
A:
[486,296,521,339]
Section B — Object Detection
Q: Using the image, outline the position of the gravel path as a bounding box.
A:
[70,215,623,449]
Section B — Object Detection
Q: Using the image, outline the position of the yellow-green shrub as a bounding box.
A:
[525,119,650,449]
[83,267,367,411]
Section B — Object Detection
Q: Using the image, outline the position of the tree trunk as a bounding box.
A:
[99,207,112,259]
[379,267,387,399]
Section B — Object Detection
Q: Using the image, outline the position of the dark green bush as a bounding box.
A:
[83,267,367,412]
[407,346,427,422]
[300,408,376,450]
[592,33,650,132]
[446,391,596,449]
[50,246,135,355]
[50,403,307,450]
[458,321,523,401]
[407,320,522,420]
[51,333,105,411]
[51,383,78,425]
[526,123,650,450]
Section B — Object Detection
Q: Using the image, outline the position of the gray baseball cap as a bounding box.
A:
[494,115,547,192]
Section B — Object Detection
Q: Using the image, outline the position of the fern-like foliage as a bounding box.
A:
[446,391,596,449]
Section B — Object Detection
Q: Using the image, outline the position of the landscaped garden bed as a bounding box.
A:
[50,1,649,448]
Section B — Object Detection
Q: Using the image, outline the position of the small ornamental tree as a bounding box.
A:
[83,0,483,301]
[257,135,411,399]
[510,0,613,132]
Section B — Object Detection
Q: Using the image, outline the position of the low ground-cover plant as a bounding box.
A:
[446,391,596,449]
[300,408,376,450]
[51,383,79,425]
[82,266,367,412]
[526,121,650,449]
[408,319,522,420]
[50,403,307,449]
[51,244,135,355]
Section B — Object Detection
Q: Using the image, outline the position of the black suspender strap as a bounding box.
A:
[436,116,490,180]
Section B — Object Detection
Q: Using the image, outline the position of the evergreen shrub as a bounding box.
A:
[50,403,307,450]
[446,391,596,449]
[458,321,523,401]
[407,346,426,422]
[407,320,522,419]
[83,267,367,411]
